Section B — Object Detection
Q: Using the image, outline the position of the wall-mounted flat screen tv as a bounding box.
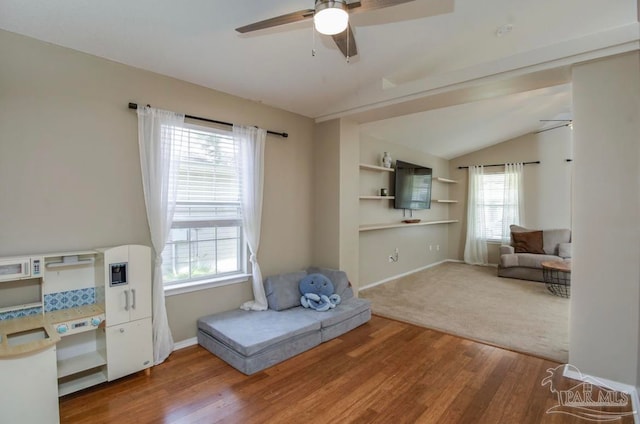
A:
[394,160,433,210]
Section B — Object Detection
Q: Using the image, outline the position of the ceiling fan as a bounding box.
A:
[235,0,416,59]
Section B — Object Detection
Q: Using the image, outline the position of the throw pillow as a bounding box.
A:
[509,224,530,245]
[558,242,572,259]
[512,230,545,254]
[263,271,307,311]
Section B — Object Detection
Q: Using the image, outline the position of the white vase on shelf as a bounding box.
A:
[382,152,392,168]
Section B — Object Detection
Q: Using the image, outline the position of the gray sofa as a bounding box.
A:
[497,225,572,282]
[197,267,371,375]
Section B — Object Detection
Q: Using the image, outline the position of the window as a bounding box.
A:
[161,125,246,287]
[475,169,522,242]
[480,172,507,241]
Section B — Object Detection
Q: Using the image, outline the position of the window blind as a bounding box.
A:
[481,173,506,241]
[162,125,244,285]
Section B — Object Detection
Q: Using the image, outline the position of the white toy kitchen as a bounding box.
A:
[0,245,153,424]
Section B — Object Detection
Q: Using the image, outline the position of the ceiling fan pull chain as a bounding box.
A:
[346,25,350,63]
[312,22,317,57]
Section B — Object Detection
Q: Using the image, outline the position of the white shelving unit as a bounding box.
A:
[45,258,95,269]
[0,302,42,314]
[433,178,458,204]
[359,163,395,201]
[360,163,394,172]
[435,177,458,184]
[358,163,460,232]
[57,343,108,395]
[43,251,106,398]
[359,219,459,232]
[57,349,107,379]
[58,369,108,397]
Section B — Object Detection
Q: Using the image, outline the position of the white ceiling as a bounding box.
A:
[361,84,573,159]
[0,0,637,158]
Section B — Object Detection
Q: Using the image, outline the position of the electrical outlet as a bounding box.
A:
[436,245,440,251]
[429,245,432,251]
[389,248,399,263]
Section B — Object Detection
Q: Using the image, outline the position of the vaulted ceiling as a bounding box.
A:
[1,0,637,158]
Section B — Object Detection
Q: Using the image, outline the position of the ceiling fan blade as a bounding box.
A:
[236,9,315,33]
[348,0,415,14]
[332,24,358,58]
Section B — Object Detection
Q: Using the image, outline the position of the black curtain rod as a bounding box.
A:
[458,161,540,169]
[534,123,571,134]
[128,103,288,138]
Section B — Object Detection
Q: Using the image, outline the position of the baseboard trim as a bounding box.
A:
[173,337,198,351]
[562,365,639,423]
[360,259,460,291]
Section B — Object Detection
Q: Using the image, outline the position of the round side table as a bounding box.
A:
[541,260,571,298]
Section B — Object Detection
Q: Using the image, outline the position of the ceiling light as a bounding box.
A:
[314,1,349,35]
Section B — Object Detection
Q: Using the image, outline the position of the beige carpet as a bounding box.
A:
[360,262,569,363]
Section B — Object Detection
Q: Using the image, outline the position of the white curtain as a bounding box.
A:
[137,106,185,364]
[464,165,488,265]
[501,162,524,243]
[234,125,268,311]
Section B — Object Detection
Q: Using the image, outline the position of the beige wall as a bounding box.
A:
[0,30,315,343]
[448,127,573,263]
[312,119,360,291]
[338,119,360,291]
[358,135,453,287]
[570,52,640,386]
[312,121,341,268]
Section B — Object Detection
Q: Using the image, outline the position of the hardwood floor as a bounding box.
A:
[60,316,635,423]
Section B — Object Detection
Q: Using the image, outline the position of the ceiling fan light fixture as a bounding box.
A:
[314,1,349,35]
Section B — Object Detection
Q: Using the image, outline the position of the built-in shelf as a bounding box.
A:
[0,302,42,314]
[359,196,395,200]
[435,177,458,183]
[360,163,394,172]
[359,219,459,232]
[58,368,108,396]
[57,349,107,378]
[46,258,95,269]
[433,199,458,203]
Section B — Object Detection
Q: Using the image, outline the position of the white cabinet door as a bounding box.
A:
[128,245,152,322]
[104,245,130,326]
[106,285,132,326]
[106,317,153,381]
[104,245,151,325]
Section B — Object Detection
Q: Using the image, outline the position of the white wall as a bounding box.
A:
[0,30,316,343]
[569,51,640,386]
[448,126,573,263]
[358,135,452,287]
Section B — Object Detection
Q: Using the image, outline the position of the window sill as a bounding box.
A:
[164,273,251,297]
